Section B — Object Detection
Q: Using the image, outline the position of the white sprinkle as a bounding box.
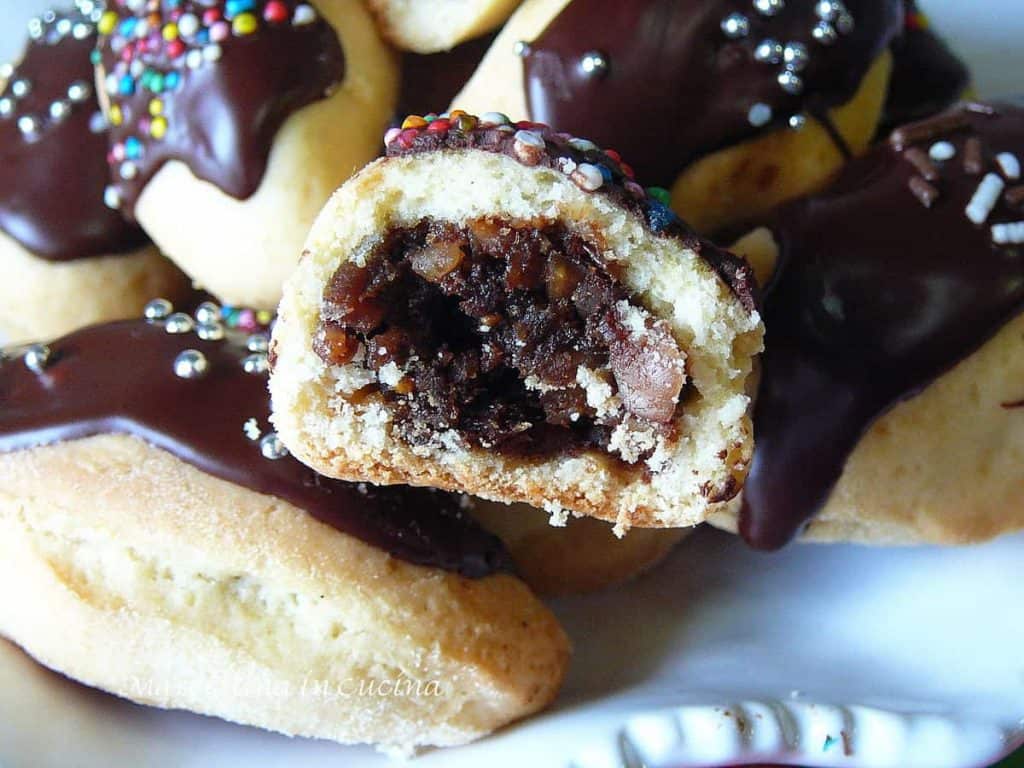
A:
[748,102,773,127]
[67,80,91,103]
[513,129,544,148]
[568,137,599,152]
[997,152,1021,181]
[556,156,577,175]
[49,100,71,121]
[571,162,604,191]
[260,432,289,460]
[103,185,120,210]
[185,50,203,69]
[23,344,50,374]
[129,59,144,78]
[965,173,1006,225]
[105,73,119,95]
[992,221,1024,245]
[177,13,199,37]
[479,111,510,127]
[513,129,545,165]
[929,141,956,161]
[293,4,317,25]
[89,111,107,133]
[202,44,222,62]
[243,418,261,441]
[17,115,39,137]
[119,161,138,180]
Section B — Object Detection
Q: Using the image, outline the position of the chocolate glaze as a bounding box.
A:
[881,0,970,133]
[386,117,758,313]
[99,1,345,218]
[742,102,1024,549]
[0,7,147,261]
[521,0,903,187]
[0,319,511,578]
[397,33,494,120]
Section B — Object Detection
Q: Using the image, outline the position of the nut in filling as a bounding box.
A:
[315,218,688,468]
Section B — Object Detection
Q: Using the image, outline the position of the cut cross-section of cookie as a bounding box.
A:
[270,113,764,529]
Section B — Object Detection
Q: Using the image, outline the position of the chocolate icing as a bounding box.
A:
[521,0,902,186]
[0,7,147,261]
[881,0,970,132]
[0,319,511,578]
[386,115,758,313]
[99,1,345,218]
[397,33,494,120]
[741,102,1024,549]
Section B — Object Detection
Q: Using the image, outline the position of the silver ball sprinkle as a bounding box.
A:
[720,12,750,39]
[812,21,838,45]
[580,50,609,77]
[242,352,269,375]
[789,113,807,130]
[777,70,804,95]
[164,312,195,334]
[173,349,208,379]
[260,432,289,460]
[836,11,855,34]
[246,334,270,353]
[67,80,91,103]
[753,0,785,16]
[815,0,841,20]
[11,79,31,99]
[72,22,92,40]
[103,185,121,210]
[196,322,225,341]
[513,40,531,58]
[754,38,783,64]
[144,298,173,320]
[55,18,73,37]
[194,301,221,325]
[0,98,13,118]
[783,42,809,72]
[49,100,71,122]
[748,102,773,127]
[17,115,40,138]
[23,344,51,374]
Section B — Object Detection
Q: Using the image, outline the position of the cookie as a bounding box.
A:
[0,311,568,751]
[714,101,1024,548]
[94,0,398,309]
[0,3,187,344]
[367,0,522,53]
[269,112,763,530]
[453,0,902,233]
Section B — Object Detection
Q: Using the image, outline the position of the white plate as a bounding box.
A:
[1,2,1023,767]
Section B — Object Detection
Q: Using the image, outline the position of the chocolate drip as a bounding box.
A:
[0,319,511,577]
[742,102,1024,549]
[0,7,147,261]
[880,0,970,133]
[521,0,902,187]
[99,1,345,218]
[397,33,494,120]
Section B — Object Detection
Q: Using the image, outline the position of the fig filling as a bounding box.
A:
[316,218,688,465]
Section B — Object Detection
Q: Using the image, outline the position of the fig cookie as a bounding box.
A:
[0,2,187,344]
[0,303,567,751]
[269,112,763,531]
[95,0,398,309]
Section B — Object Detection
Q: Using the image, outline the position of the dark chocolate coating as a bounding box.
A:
[881,1,970,132]
[742,102,1024,549]
[0,319,511,578]
[397,33,495,120]
[522,0,903,186]
[99,1,345,217]
[0,8,147,261]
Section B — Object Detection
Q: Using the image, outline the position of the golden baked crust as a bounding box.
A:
[0,434,569,751]
[368,0,523,53]
[0,231,188,345]
[98,0,399,310]
[269,149,762,530]
[711,232,1024,545]
[469,500,687,595]
[451,0,893,234]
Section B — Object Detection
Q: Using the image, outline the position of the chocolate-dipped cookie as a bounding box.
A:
[94,0,398,309]
[454,0,902,233]
[0,3,187,344]
[0,302,568,750]
[270,112,763,531]
[716,101,1024,548]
